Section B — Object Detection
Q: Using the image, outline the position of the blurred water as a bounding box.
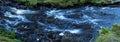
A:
[0,6,120,42]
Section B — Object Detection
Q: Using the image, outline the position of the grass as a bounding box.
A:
[95,24,120,42]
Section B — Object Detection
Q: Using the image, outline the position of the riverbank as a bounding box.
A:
[95,24,120,42]
[0,29,21,42]
[10,0,120,8]
[1,0,120,9]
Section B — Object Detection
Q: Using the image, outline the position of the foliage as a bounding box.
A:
[13,0,113,7]
[0,29,21,42]
[0,36,21,42]
[0,30,15,39]
[99,27,109,35]
[95,24,120,42]
[91,0,102,4]
[91,0,112,4]
[111,24,120,36]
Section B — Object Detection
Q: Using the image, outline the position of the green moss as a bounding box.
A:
[0,29,21,42]
[95,24,120,42]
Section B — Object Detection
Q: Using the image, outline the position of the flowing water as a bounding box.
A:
[1,2,120,42]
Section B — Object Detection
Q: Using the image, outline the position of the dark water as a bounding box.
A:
[1,3,120,42]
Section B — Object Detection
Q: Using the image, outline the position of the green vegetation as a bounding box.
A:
[13,0,113,7]
[0,29,21,42]
[95,24,120,42]
[0,36,21,42]
[92,0,112,4]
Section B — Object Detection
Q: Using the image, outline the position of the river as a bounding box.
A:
[0,1,120,42]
